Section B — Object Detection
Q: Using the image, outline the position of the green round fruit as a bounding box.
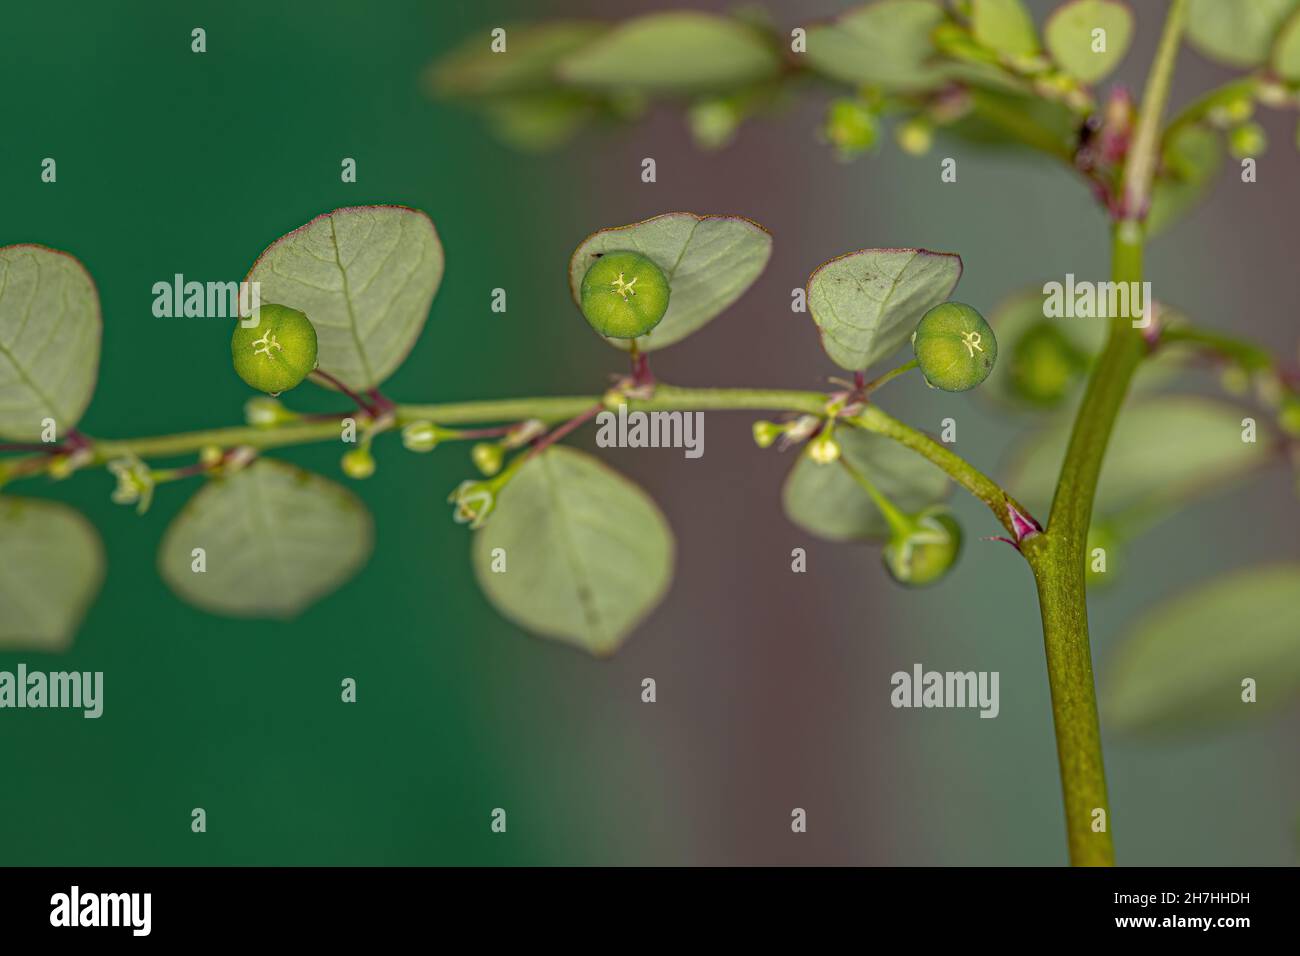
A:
[231,304,318,395]
[912,302,997,392]
[579,251,670,339]
[882,507,963,588]
[1007,321,1087,407]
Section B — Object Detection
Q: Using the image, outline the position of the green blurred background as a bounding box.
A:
[1,0,1295,865]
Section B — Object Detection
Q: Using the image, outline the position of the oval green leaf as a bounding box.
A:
[1044,0,1134,83]
[568,212,772,353]
[556,12,779,94]
[1104,563,1300,734]
[807,248,963,372]
[429,21,607,97]
[1272,8,1300,80]
[158,460,373,619]
[973,0,1041,58]
[245,205,444,393]
[783,428,951,541]
[1186,0,1297,67]
[0,497,104,651]
[806,0,952,91]
[472,446,674,656]
[0,245,101,442]
[1005,395,1274,516]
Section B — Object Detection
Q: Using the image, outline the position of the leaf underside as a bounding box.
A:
[0,497,104,651]
[568,212,772,353]
[0,245,101,442]
[472,446,674,656]
[246,205,444,392]
[159,460,373,619]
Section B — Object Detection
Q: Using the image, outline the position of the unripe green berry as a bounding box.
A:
[579,251,670,339]
[471,442,505,477]
[231,304,318,395]
[1007,321,1086,407]
[912,302,997,392]
[341,446,375,479]
[881,508,963,588]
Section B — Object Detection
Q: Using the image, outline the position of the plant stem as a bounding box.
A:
[1026,0,1189,867]
[1160,325,1277,371]
[862,358,919,394]
[838,456,912,537]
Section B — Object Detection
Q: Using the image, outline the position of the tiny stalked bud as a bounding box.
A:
[881,507,962,587]
[1228,122,1267,159]
[244,395,297,427]
[579,251,671,339]
[1278,395,1300,437]
[752,420,781,449]
[401,421,441,453]
[231,304,319,395]
[341,446,376,479]
[471,442,505,477]
[912,302,998,392]
[807,428,841,465]
[199,445,224,467]
[896,117,934,156]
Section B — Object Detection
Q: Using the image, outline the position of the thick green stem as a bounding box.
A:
[1025,0,1188,867]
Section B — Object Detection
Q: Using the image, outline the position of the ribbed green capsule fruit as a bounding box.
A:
[912,302,997,392]
[881,507,963,588]
[579,251,670,339]
[1007,321,1087,406]
[231,304,318,395]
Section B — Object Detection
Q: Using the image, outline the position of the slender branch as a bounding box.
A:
[1030,0,1190,868]
[862,358,919,394]
[1121,0,1189,219]
[1162,75,1259,146]
[849,405,1033,538]
[1159,325,1278,372]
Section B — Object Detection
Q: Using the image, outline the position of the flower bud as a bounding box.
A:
[895,117,933,156]
[881,508,963,587]
[401,421,441,453]
[752,420,781,449]
[341,446,376,479]
[807,426,841,465]
[912,302,997,392]
[471,442,505,477]
[1279,395,1300,437]
[108,456,155,514]
[579,251,671,339]
[688,98,741,151]
[199,445,224,468]
[244,395,298,428]
[231,304,319,395]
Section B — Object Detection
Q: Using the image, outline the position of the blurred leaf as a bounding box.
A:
[806,0,952,91]
[246,205,444,392]
[483,92,594,151]
[0,245,101,442]
[0,497,103,651]
[568,212,772,353]
[1044,0,1134,83]
[429,21,606,97]
[1148,123,1223,238]
[783,428,950,541]
[1104,564,1300,733]
[1186,0,1298,68]
[807,248,963,371]
[1005,395,1275,516]
[159,460,373,619]
[972,0,1041,58]
[942,87,1080,153]
[556,12,779,94]
[472,447,673,656]
[1272,9,1300,81]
